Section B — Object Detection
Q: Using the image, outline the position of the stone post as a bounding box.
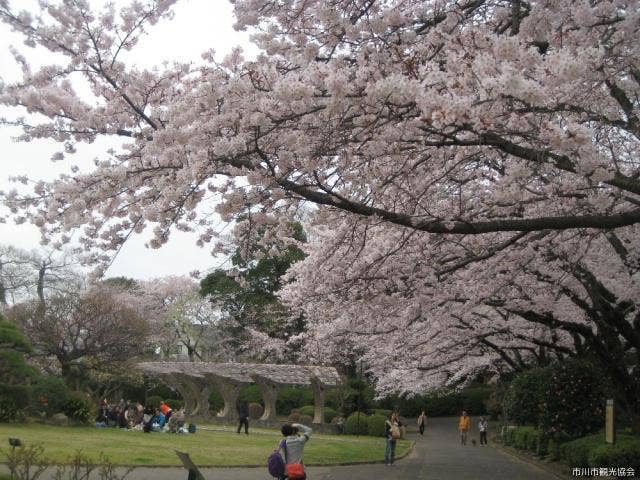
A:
[254,376,280,421]
[184,378,203,416]
[310,373,325,425]
[606,399,616,444]
[166,374,198,415]
[218,381,241,421]
[194,383,212,419]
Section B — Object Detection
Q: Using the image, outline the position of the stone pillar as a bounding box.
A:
[218,381,241,421]
[310,374,325,425]
[184,378,203,415]
[606,399,616,444]
[254,377,279,421]
[193,382,213,419]
[166,374,197,415]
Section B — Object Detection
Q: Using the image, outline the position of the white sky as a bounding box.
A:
[0,0,257,279]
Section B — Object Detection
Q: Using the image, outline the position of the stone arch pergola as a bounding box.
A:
[138,361,341,424]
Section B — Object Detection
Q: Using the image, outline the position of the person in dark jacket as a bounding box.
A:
[237,401,249,434]
[95,401,108,427]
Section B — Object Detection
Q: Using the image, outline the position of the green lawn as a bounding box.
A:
[0,424,412,466]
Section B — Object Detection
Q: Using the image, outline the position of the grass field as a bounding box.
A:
[0,423,412,466]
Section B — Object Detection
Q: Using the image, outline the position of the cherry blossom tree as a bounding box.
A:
[132,276,234,361]
[1,1,639,428]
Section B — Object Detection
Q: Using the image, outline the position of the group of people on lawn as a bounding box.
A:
[95,399,187,433]
[94,398,487,478]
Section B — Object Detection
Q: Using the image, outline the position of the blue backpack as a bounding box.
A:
[267,440,286,478]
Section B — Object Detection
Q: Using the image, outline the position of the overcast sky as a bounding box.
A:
[0,0,257,280]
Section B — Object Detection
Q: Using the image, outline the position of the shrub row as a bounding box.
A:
[1,374,95,423]
[287,406,338,424]
[559,433,640,473]
[502,426,548,456]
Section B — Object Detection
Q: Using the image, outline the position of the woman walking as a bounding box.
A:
[417,410,427,435]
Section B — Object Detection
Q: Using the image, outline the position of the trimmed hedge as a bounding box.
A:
[370,408,392,418]
[345,412,369,435]
[503,426,548,456]
[297,405,338,423]
[299,414,313,426]
[298,405,315,417]
[559,433,640,472]
[323,407,338,423]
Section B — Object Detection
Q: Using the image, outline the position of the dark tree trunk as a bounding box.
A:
[0,281,7,305]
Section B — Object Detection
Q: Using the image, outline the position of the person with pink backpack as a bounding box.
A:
[267,422,312,479]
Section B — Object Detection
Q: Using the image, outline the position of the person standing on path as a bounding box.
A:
[384,412,403,465]
[417,410,427,435]
[237,401,249,434]
[458,410,471,445]
[279,422,312,479]
[478,417,488,445]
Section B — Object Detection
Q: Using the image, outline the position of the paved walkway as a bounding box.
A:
[1,417,559,479]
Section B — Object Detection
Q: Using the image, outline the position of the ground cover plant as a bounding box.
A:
[0,424,411,467]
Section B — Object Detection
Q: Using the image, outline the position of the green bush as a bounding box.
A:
[325,388,343,412]
[547,438,561,461]
[295,405,336,423]
[560,433,640,472]
[287,411,301,423]
[367,414,388,437]
[539,359,607,439]
[503,426,516,446]
[209,388,224,413]
[423,393,461,417]
[323,407,338,424]
[345,412,369,435]
[513,426,539,451]
[277,387,314,415]
[589,440,640,473]
[0,384,31,421]
[0,316,37,421]
[146,395,162,409]
[31,376,69,417]
[503,367,551,426]
[503,426,549,455]
[299,414,313,426]
[485,382,509,420]
[370,408,392,418]
[298,405,315,417]
[238,385,262,404]
[63,391,94,423]
[460,387,491,415]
